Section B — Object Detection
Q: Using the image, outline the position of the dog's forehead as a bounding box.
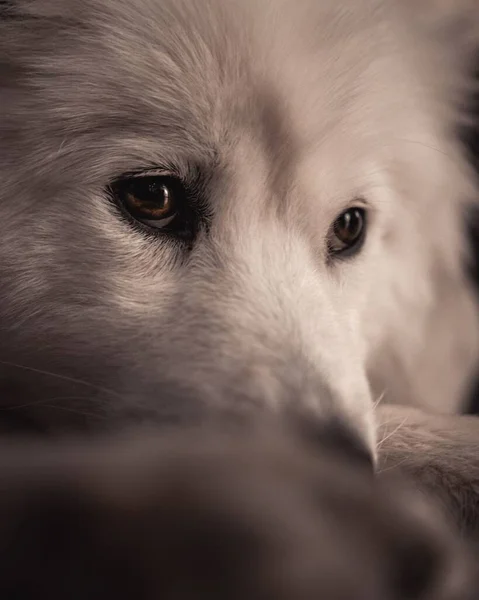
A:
[30,0,390,145]
[2,0,415,194]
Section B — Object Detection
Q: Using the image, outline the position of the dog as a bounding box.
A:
[1,0,479,597]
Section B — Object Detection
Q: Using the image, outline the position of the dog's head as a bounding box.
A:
[0,0,478,455]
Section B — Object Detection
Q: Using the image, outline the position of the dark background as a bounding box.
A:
[461,62,479,414]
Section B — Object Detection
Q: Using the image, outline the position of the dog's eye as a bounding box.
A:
[328,207,367,257]
[110,175,194,238]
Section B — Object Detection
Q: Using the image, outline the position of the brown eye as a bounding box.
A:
[110,174,195,239]
[328,207,367,258]
[126,182,174,221]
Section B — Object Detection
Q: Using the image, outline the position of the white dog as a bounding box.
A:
[0,0,479,596]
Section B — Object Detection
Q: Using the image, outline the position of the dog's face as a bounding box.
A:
[0,0,478,451]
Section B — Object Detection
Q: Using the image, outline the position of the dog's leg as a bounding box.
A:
[377,404,479,538]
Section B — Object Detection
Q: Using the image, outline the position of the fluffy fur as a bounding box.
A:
[1,0,479,596]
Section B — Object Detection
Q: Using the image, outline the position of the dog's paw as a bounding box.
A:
[377,404,479,539]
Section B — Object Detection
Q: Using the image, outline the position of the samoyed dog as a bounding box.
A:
[0,0,479,597]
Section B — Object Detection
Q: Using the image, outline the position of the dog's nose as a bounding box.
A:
[289,412,374,468]
[323,420,373,466]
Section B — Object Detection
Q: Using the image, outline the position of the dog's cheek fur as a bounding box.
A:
[365,0,479,414]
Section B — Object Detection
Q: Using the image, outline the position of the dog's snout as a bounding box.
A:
[326,421,373,466]
[290,412,374,468]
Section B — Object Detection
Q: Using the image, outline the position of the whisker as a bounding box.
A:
[376,416,409,451]
[0,358,123,400]
[39,404,109,420]
[0,395,109,412]
[373,389,387,410]
[377,456,411,474]
[394,137,451,158]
